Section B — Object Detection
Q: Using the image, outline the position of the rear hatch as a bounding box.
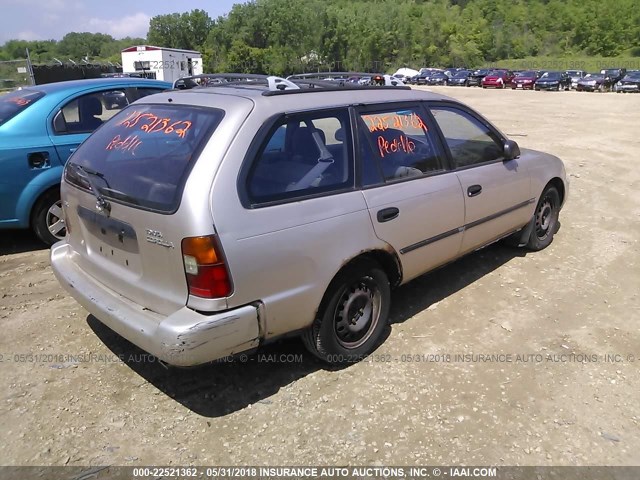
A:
[61,98,250,315]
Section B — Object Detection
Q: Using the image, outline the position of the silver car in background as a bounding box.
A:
[566,69,587,89]
[51,75,568,367]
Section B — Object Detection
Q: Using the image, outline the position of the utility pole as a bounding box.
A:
[25,48,36,86]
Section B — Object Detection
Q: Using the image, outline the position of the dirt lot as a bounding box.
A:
[1,86,639,468]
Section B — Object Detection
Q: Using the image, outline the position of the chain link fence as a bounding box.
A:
[0,59,32,92]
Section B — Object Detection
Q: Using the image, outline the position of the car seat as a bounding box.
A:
[77,96,103,131]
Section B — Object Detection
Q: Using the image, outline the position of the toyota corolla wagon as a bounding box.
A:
[51,75,568,366]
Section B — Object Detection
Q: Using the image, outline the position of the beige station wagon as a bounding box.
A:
[51,75,568,366]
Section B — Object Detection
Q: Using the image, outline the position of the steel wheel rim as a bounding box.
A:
[535,195,555,240]
[334,277,381,349]
[46,200,66,239]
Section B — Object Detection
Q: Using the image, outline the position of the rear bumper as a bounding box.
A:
[50,242,260,367]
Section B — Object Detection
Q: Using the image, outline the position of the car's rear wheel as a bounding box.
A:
[31,189,66,246]
[302,259,390,364]
[526,186,560,251]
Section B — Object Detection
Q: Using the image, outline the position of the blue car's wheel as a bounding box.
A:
[32,189,65,246]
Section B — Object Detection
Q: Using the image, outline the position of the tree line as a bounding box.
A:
[1,1,638,74]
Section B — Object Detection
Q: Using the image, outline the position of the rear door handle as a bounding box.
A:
[467,184,482,197]
[377,207,399,223]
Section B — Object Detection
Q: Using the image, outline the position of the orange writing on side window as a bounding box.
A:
[393,113,427,131]
[365,115,391,132]
[364,113,427,133]
[377,134,416,158]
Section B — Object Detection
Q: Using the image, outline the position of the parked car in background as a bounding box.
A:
[414,69,442,85]
[481,70,514,89]
[511,71,537,90]
[392,68,420,82]
[427,71,449,86]
[576,73,606,92]
[534,71,571,91]
[448,70,473,86]
[565,70,587,89]
[0,78,171,245]
[615,70,640,93]
[51,74,567,367]
[601,68,627,88]
[468,69,490,87]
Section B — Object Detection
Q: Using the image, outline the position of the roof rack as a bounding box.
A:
[171,72,412,96]
[173,73,299,91]
[286,71,406,87]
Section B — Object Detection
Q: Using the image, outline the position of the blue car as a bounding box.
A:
[0,78,171,244]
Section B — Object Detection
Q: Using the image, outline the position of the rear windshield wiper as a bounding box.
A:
[69,163,111,214]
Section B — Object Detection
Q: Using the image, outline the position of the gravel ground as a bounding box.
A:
[0,86,639,468]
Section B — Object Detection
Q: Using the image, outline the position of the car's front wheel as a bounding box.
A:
[31,189,66,246]
[302,259,390,364]
[526,186,560,251]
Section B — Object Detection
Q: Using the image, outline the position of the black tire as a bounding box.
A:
[525,186,560,251]
[31,189,66,246]
[302,259,390,364]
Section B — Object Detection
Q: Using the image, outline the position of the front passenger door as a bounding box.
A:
[429,104,532,254]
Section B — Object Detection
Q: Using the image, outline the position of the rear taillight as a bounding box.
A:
[181,235,232,299]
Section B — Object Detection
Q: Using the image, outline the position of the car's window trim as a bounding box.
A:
[353,101,450,187]
[238,107,357,209]
[426,100,509,171]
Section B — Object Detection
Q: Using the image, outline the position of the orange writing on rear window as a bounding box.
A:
[377,134,416,157]
[364,112,427,133]
[117,110,192,139]
[105,134,142,154]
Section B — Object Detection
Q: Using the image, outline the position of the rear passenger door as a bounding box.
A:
[428,103,532,254]
[356,103,465,283]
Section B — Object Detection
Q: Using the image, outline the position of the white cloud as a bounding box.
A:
[16,30,42,41]
[87,12,151,39]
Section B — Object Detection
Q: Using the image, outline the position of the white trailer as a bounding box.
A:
[121,45,203,83]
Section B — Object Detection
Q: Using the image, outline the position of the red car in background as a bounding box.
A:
[511,71,537,90]
[482,69,515,89]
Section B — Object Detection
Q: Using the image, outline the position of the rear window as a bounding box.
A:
[64,104,223,213]
[0,89,44,126]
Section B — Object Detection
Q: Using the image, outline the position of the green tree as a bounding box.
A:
[57,32,115,60]
[147,9,212,51]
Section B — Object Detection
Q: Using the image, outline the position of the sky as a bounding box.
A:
[0,0,245,43]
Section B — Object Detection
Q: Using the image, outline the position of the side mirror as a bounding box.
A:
[504,139,521,160]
